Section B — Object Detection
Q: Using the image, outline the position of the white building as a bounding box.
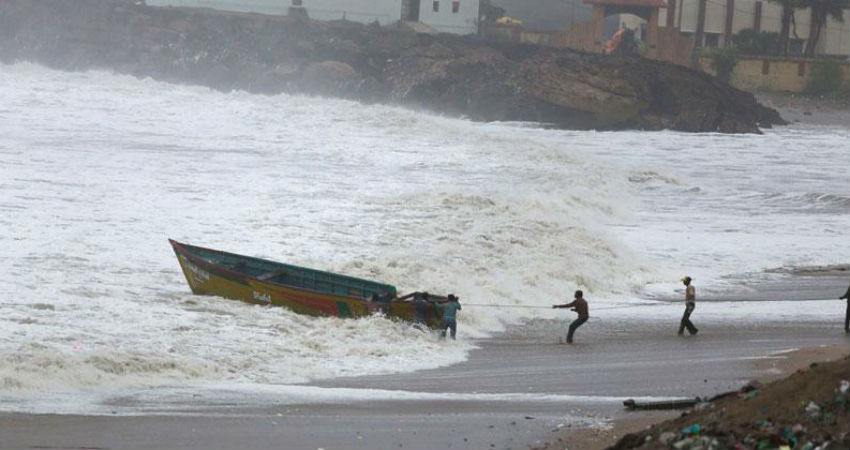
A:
[145,0,479,34]
[414,0,479,34]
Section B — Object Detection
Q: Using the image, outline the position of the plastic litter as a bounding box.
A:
[659,431,678,444]
[743,390,760,400]
[804,401,821,417]
[681,423,700,435]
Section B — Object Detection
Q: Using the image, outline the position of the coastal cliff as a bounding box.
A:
[0,0,784,132]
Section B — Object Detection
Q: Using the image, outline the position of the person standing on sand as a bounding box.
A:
[840,283,850,334]
[439,294,462,340]
[679,276,698,336]
[552,290,589,344]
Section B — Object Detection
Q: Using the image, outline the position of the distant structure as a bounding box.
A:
[487,0,849,58]
[145,0,480,34]
[584,0,666,55]
[665,0,849,55]
[490,0,592,31]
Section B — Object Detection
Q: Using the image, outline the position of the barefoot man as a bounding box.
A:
[840,283,850,334]
[679,276,698,336]
[553,290,589,344]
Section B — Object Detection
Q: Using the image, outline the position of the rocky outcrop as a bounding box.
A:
[0,0,784,132]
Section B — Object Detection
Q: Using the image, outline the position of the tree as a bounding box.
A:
[771,0,801,55]
[707,47,739,82]
[800,0,849,56]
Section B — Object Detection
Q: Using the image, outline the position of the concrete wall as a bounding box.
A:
[299,0,401,24]
[148,0,401,24]
[701,56,850,92]
[417,0,479,34]
[147,0,482,33]
[147,0,287,14]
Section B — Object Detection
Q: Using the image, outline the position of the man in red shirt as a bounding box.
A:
[553,290,589,344]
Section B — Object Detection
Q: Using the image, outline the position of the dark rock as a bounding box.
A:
[299,60,360,97]
[0,0,785,133]
[609,433,646,450]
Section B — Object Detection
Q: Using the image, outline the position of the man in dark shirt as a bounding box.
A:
[413,292,432,326]
[840,284,850,334]
[438,294,462,340]
[553,290,589,344]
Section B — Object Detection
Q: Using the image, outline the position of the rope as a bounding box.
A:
[460,298,844,309]
[461,303,552,309]
[461,303,630,311]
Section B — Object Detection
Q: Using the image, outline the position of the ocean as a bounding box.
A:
[1,63,848,413]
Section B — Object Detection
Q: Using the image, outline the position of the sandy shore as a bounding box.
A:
[2,325,846,450]
[1,275,848,450]
[756,92,850,128]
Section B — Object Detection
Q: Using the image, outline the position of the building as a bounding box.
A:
[666,0,850,56]
[145,0,480,34]
[413,0,480,34]
[486,0,847,58]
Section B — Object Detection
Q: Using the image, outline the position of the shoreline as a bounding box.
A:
[2,319,847,450]
[2,272,849,450]
[755,92,850,127]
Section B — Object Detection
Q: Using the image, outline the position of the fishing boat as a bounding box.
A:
[169,239,446,329]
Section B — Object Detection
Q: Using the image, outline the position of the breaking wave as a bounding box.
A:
[1,63,848,403]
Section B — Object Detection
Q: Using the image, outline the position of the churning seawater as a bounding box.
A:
[1,63,848,412]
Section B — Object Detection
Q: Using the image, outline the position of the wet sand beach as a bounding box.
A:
[1,326,846,450]
[2,294,848,450]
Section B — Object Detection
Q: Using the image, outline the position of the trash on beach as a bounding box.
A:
[742,390,760,400]
[658,431,677,445]
[681,423,700,435]
[753,419,771,427]
[804,401,821,418]
[672,437,693,449]
[614,357,850,450]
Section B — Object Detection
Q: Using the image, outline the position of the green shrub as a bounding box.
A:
[705,47,738,82]
[732,29,779,55]
[805,59,845,95]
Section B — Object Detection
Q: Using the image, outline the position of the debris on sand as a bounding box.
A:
[607,356,850,450]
